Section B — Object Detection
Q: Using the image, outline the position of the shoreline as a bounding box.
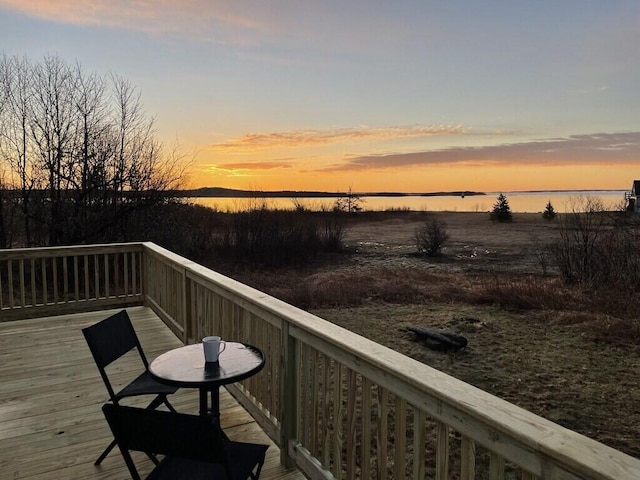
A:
[174,187,628,199]
[174,187,487,198]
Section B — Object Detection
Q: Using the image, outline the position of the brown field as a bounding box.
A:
[222,211,640,459]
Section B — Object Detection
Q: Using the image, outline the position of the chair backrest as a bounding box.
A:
[82,310,148,400]
[102,404,229,477]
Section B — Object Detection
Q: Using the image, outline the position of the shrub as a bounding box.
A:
[551,196,640,291]
[414,215,449,257]
[209,207,350,267]
[333,186,364,213]
[319,210,348,252]
[490,193,513,222]
[478,273,578,311]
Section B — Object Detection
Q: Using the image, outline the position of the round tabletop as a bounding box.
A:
[149,342,265,390]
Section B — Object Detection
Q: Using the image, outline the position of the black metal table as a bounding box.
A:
[149,342,265,418]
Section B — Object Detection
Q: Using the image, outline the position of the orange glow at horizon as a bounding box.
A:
[184,130,639,193]
[185,157,633,193]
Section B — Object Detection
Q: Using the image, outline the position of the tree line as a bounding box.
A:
[0,55,185,248]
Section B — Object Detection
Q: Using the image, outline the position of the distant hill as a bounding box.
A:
[174,188,486,198]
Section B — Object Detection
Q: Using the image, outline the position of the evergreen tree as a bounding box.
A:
[490,193,513,222]
[542,201,557,220]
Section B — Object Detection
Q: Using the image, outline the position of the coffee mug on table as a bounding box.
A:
[202,336,226,363]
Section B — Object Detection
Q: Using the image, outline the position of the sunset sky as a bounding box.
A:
[1,1,639,193]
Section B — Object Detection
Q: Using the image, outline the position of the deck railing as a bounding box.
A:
[2,242,639,479]
[0,243,144,320]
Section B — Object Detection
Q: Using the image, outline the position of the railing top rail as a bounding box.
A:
[0,242,144,260]
[152,243,640,478]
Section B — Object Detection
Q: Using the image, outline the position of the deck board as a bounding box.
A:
[0,306,304,479]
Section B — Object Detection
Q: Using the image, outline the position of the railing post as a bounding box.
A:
[181,267,191,344]
[141,246,148,307]
[279,320,297,468]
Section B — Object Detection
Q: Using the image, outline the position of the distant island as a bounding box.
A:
[174,187,486,198]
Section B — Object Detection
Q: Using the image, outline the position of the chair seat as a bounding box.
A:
[146,441,269,480]
[115,370,178,400]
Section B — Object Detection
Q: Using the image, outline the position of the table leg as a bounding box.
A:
[199,386,220,418]
[199,388,208,416]
[209,386,228,439]
[210,386,220,419]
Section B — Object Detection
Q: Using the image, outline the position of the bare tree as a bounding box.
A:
[29,56,80,244]
[0,54,187,246]
[66,65,111,243]
[0,55,41,245]
[0,168,7,248]
[552,196,613,288]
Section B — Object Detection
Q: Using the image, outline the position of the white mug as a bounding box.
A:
[202,336,226,363]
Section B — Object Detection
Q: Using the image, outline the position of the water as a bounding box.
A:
[187,190,629,214]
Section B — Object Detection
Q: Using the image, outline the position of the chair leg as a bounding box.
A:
[145,394,176,412]
[146,451,160,465]
[95,438,117,465]
[251,460,265,480]
[164,397,177,413]
[145,395,166,410]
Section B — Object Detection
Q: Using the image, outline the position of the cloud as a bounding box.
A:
[208,125,465,151]
[0,0,269,45]
[196,160,293,179]
[317,132,640,173]
[214,161,293,170]
[570,85,610,95]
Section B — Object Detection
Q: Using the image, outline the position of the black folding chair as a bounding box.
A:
[102,404,268,480]
[83,310,178,465]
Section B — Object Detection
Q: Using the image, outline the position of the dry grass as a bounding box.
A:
[215,211,640,459]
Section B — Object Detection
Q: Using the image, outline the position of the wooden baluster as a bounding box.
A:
[259,318,269,409]
[376,386,388,480]
[300,343,310,450]
[30,259,36,306]
[124,251,129,297]
[311,347,320,458]
[0,260,4,310]
[460,436,476,480]
[7,259,14,308]
[114,252,120,297]
[41,258,47,305]
[73,256,79,301]
[104,253,111,298]
[52,256,58,304]
[361,377,372,479]
[93,254,99,300]
[436,421,449,480]
[83,254,89,300]
[333,362,344,479]
[62,255,68,302]
[323,357,332,469]
[19,258,26,307]
[271,322,280,417]
[393,397,406,480]
[346,369,358,480]
[412,409,425,480]
[489,452,505,480]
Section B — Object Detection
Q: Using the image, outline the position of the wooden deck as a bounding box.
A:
[0,306,304,480]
